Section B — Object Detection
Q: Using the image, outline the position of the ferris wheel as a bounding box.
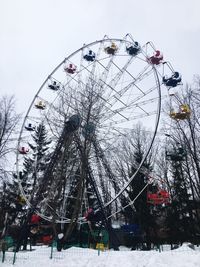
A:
[16,34,172,224]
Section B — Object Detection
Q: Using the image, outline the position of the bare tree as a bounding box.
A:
[0,95,21,173]
[0,95,21,238]
[159,77,200,242]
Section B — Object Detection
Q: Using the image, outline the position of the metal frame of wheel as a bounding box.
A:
[16,35,162,224]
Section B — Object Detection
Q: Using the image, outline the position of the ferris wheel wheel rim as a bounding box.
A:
[16,37,162,223]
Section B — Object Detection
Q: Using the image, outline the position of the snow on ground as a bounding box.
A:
[1,244,200,267]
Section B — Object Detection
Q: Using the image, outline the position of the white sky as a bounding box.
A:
[1,0,200,114]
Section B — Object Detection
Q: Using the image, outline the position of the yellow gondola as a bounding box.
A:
[170,104,191,120]
[104,42,118,55]
[18,195,26,205]
[35,100,46,110]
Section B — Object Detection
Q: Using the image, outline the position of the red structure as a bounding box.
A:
[30,214,41,224]
[42,235,53,245]
[147,190,170,205]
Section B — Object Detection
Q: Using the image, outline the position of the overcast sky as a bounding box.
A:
[1,0,200,114]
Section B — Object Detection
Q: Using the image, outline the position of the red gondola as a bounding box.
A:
[19,147,29,155]
[147,50,163,65]
[64,63,77,74]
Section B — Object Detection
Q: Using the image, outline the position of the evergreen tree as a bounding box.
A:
[128,144,154,249]
[0,173,27,238]
[166,143,193,243]
[113,123,158,248]
[21,123,51,200]
[13,123,52,251]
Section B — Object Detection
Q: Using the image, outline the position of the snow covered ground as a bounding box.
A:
[1,244,200,267]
